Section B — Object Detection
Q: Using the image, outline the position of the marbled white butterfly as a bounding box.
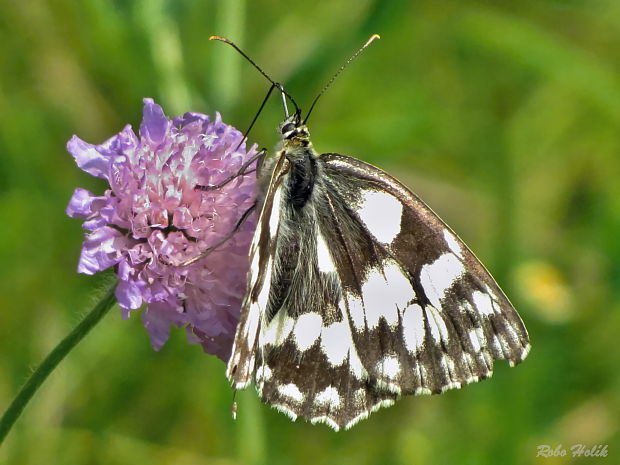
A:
[213,35,531,431]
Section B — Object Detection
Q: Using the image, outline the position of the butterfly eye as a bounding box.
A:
[281,123,295,134]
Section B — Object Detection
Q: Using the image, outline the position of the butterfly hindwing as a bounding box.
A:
[227,138,530,430]
[319,154,530,395]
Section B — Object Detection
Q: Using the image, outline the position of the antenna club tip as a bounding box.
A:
[209,35,226,42]
[364,33,381,48]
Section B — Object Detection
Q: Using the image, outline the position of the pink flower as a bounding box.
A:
[67,98,258,360]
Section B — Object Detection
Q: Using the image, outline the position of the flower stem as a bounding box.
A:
[0,282,117,446]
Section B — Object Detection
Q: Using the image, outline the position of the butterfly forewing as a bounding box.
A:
[227,154,290,388]
[226,123,530,431]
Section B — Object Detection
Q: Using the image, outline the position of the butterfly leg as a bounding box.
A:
[195,149,267,191]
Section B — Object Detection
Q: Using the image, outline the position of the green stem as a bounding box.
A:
[0,282,117,446]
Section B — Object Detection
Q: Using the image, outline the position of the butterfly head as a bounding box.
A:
[279,112,311,148]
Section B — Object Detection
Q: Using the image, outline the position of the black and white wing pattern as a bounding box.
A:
[227,134,530,431]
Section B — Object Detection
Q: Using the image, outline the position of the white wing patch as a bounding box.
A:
[346,342,367,379]
[382,260,415,309]
[472,290,496,317]
[256,364,272,382]
[346,294,366,330]
[316,233,336,272]
[229,293,261,389]
[320,320,351,366]
[362,268,396,329]
[357,190,403,244]
[468,328,483,353]
[268,187,282,239]
[256,259,273,312]
[420,253,465,309]
[425,305,450,344]
[261,312,295,347]
[376,355,401,379]
[315,386,341,408]
[361,259,413,329]
[278,383,305,403]
[248,238,261,284]
[402,303,425,354]
[319,313,367,379]
[293,312,323,351]
[443,229,463,259]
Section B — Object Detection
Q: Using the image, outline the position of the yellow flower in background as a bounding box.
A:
[514,261,573,323]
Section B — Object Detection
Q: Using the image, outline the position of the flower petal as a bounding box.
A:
[67,136,111,180]
[193,327,234,361]
[99,124,138,158]
[116,279,143,310]
[141,300,185,350]
[172,206,193,229]
[66,188,101,218]
[140,98,170,146]
[77,226,126,274]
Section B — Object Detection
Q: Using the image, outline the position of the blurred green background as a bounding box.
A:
[1,0,619,464]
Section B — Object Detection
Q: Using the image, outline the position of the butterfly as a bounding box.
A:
[216,36,530,431]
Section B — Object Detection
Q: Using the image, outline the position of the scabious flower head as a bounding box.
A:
[67,98,258,360]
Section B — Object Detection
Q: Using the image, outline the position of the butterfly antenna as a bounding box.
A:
[303,33,380,125]
[209,36,300,114]
[234,82,276,151]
